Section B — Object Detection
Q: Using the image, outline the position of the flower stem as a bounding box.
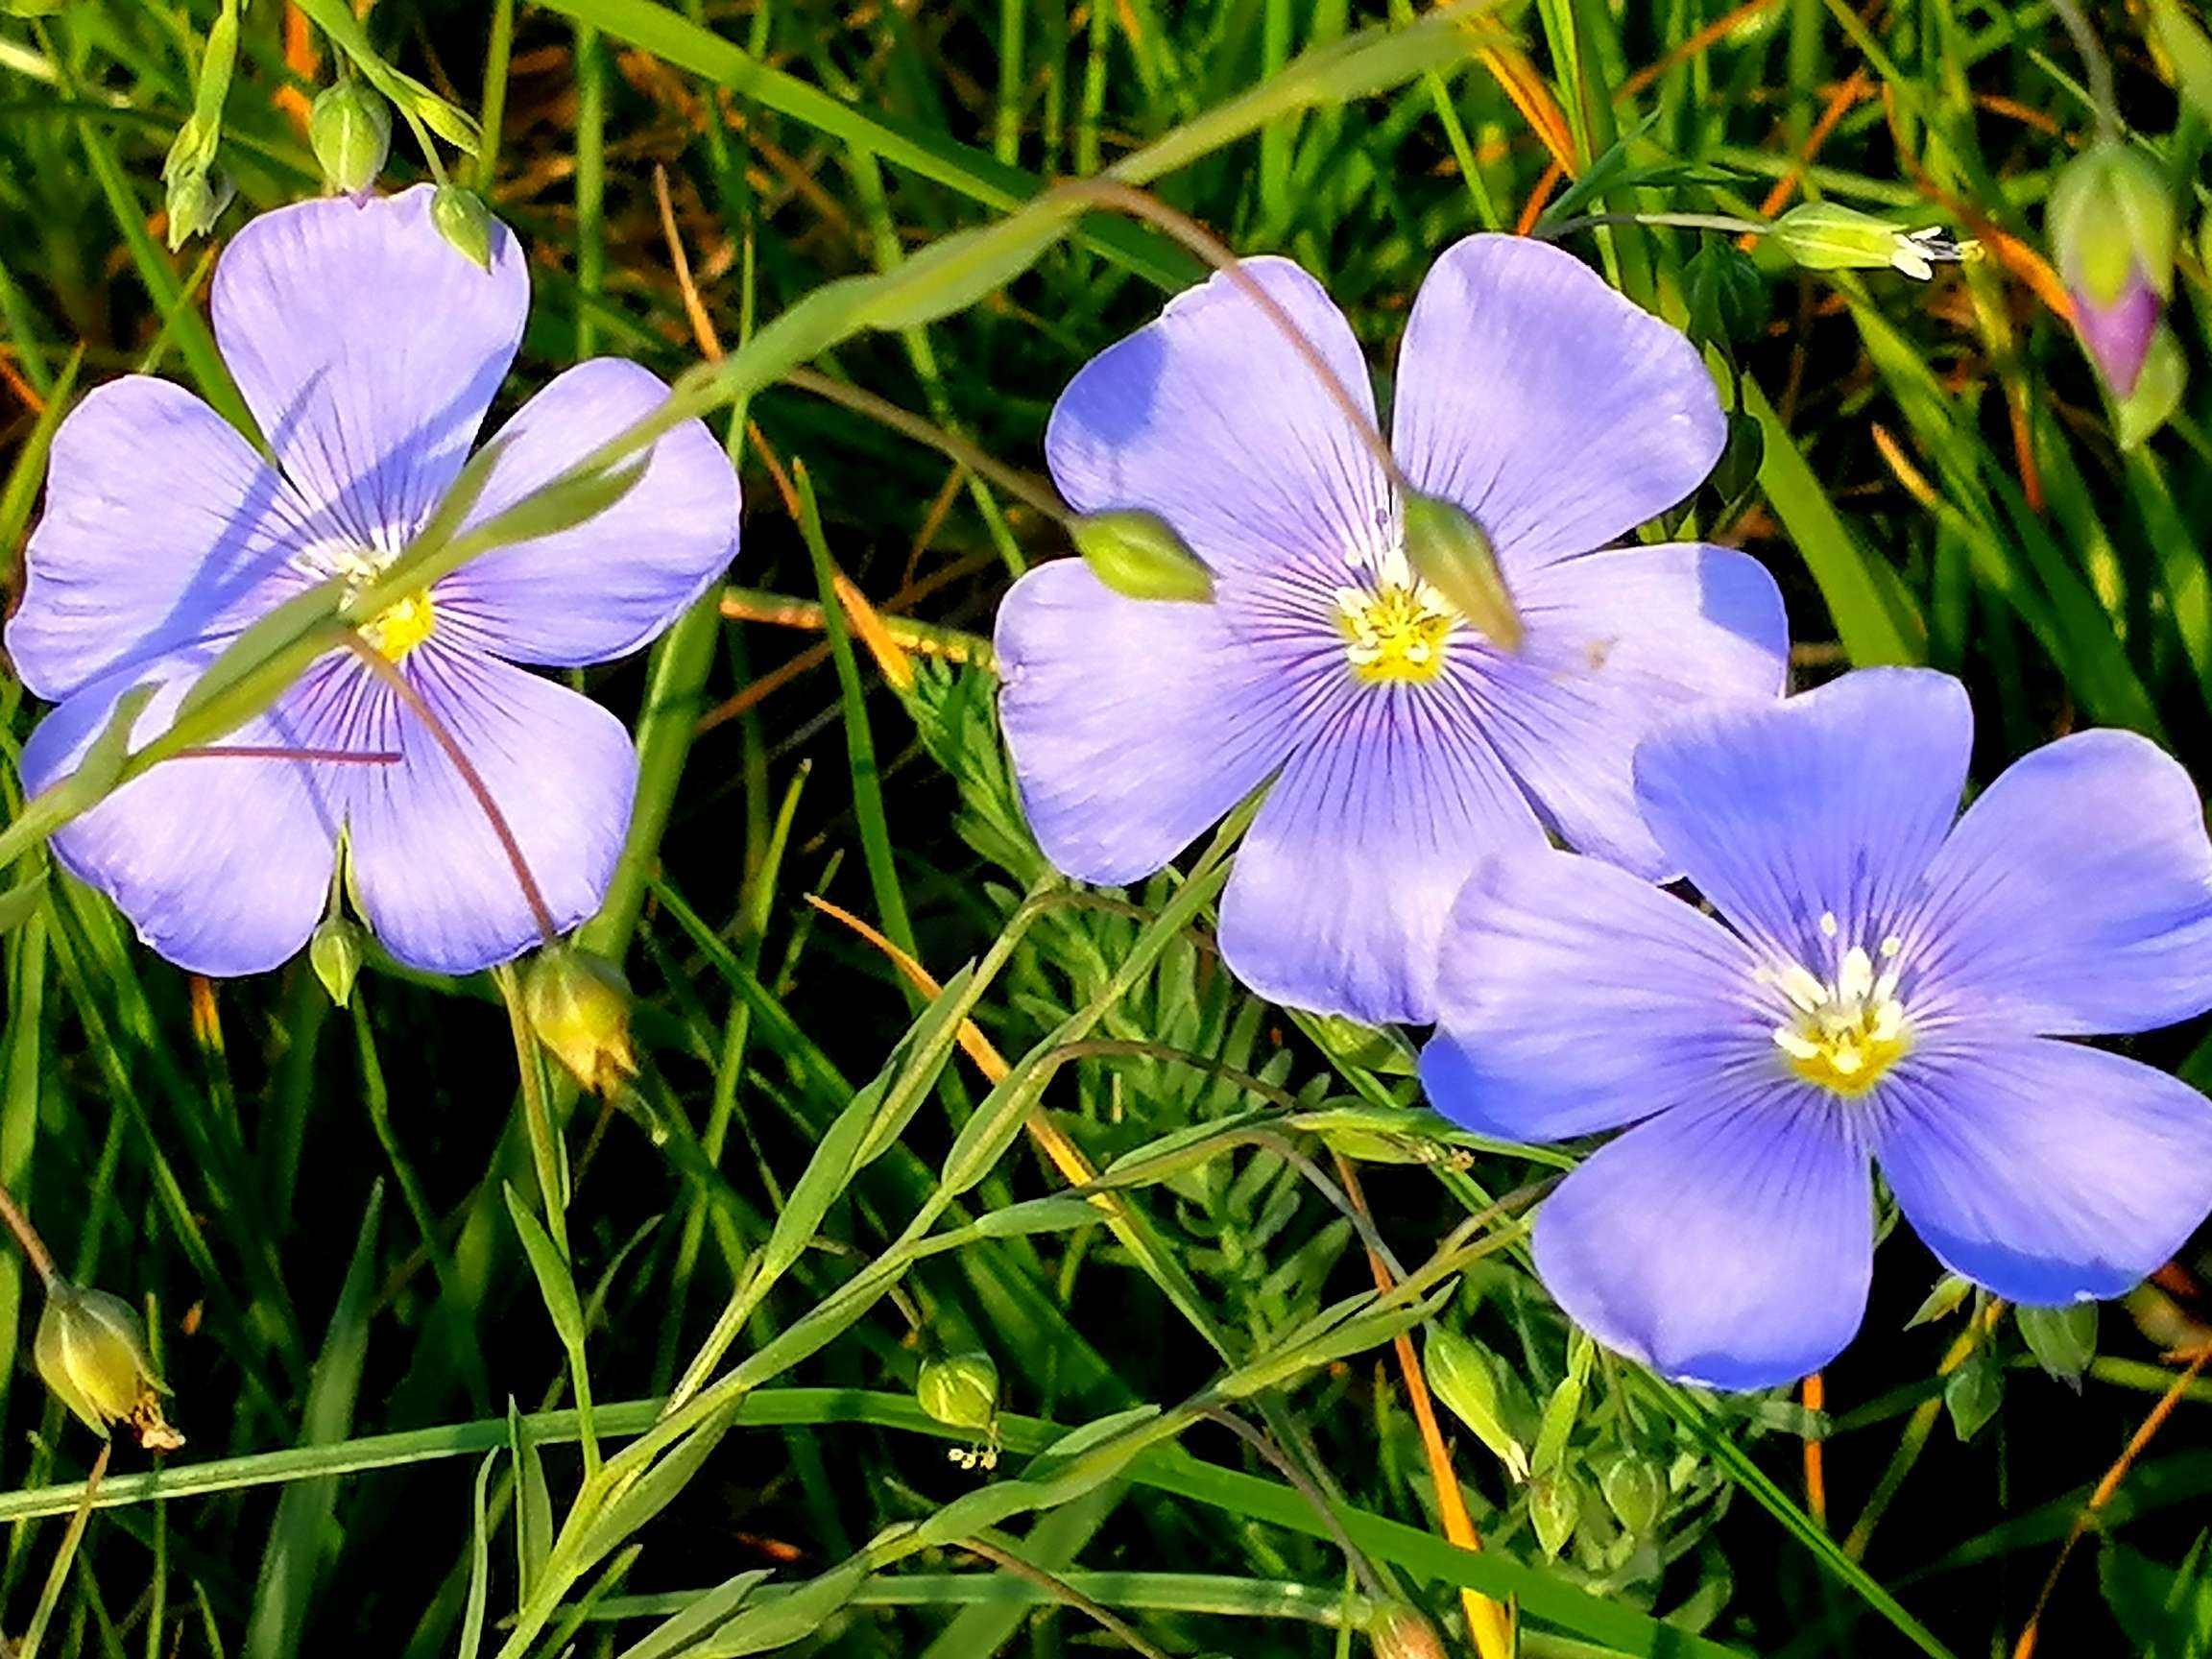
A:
[2047,0,2121,143]
[0,1177,58,1290]
[1539,209,1770,241]
[493,963,601,1481]
[1332,1152,1515,1659]
[336,634,557,947]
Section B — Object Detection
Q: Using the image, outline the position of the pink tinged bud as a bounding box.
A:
[2049,143,2177,393]
[2070,274,2161,396]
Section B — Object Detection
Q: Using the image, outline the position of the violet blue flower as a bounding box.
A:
[1423,668,2212,1390]
[995,234,1789,1023]
[6,186,740,976]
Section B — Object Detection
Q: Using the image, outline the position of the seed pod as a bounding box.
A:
[36,1283,184,1452]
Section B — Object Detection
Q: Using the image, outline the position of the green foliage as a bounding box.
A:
[1,3,2209,1658]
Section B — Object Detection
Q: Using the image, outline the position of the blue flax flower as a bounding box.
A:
[1423,668,2212,1389]
[6,186,740,977]
[994,234,1788,1024]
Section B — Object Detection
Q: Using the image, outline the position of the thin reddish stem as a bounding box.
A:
[337,634,558,945]
[170,745,402,764]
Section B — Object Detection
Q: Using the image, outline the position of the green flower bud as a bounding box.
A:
[1368,1604,1448,1659]
[521,944,637,1095]
[1771,202,1971,280]
[1070,511,1214,604]
[431,185,496,271]
[919,1350,1001,1471]
[1528,1469,1582,1560]
[1424,1328,1529,1481]
[163,164,233,252]
[309,917,365,1008]
[1400,493,1522,653]
[310,79,392,198]
[918,1350,998,1432]
[1684,240,1769,349]
[36,1283,183,1452]
[1599,1454,1666,1536]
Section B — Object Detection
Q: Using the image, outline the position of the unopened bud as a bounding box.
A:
[521,944,637,1095]
[1771,202,1972,280]
[1424,1328,1529,1481]
[163,165,232,252]
[1070,511,1214,604]
[310,79,392,197]
[2049,143,2176,395]
[1529,1469,1581,1559]
[310,917,365,1008]
[1599,1454,1666,1535]
[1401,493,1522,653]
[431,185,496,270]
[1369,1604,1447,1659]
[36,1283,183,1452]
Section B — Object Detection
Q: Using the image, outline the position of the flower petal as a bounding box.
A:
[7,377,318,701]
[1423,847,1769,1142]
[1877,1040,2212,1304]
[1535,1088,1873,1390]
[1392,234,1724,568]
[339,644,637,974]
[1468,542,1787,878]
[1217,682,1542,1024]
[434,359,741,666]
[1045,257,1394,587]
[995,560,1303,883]
[23,654,347,976]
[1906,730,2212,1036]
[212,185,528,541]
[1630,668,1972,961]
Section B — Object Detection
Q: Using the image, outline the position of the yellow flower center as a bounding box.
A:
[1767,915,1911,1097]
[358,589,438,661]
[1335,578,1457,684]
[303,543,439,662]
